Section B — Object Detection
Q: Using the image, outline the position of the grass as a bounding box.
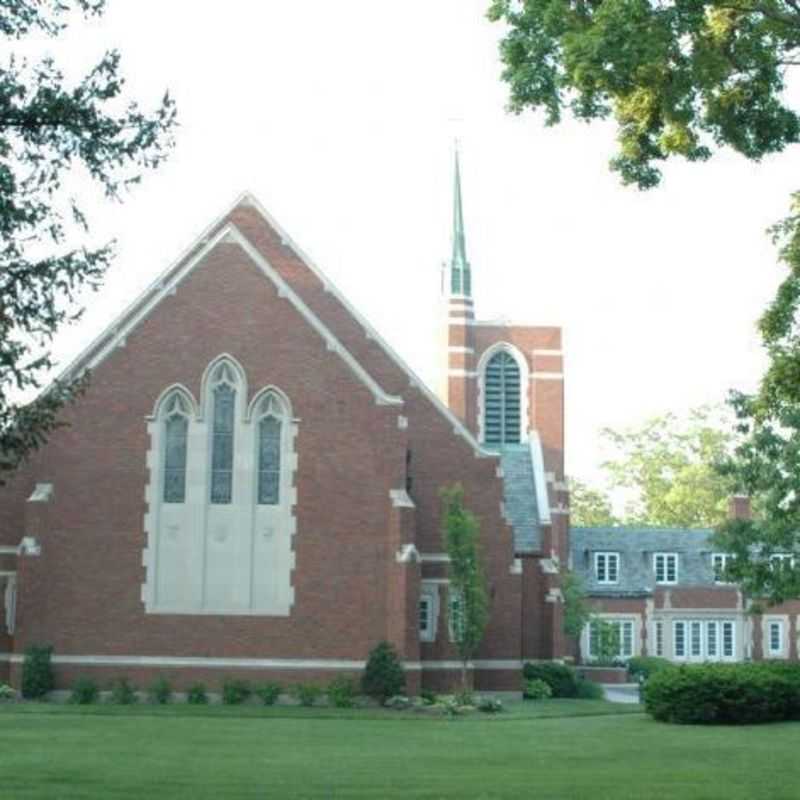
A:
[1,699,799,799]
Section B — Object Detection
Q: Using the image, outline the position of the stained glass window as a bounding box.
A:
[163,412,188,503]
[258,416,282,505]
[210,383,235,504]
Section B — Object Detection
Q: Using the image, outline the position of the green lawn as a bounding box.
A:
[1,700,798,799]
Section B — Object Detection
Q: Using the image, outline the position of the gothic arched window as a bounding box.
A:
[257,394,286,505]
[210,364,237,504]
[484,351,521,445]
[162,393,189,503]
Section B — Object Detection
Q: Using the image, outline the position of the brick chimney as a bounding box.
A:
[728,495,752,521]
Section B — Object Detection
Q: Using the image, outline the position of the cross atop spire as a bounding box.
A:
[449,145,471,297]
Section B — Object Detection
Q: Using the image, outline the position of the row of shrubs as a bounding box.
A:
[19,641,406,705]
[522,662,604,700]
[64,674,359,707]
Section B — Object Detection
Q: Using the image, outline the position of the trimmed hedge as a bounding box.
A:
[644,662,800,724]
[522,662,580,698]
[627,656,673,682]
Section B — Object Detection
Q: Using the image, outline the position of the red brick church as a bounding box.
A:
[0,154,571,692]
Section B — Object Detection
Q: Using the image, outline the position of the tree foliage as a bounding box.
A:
[572,406,737,528]
[568,477,619,527]
[714,203,800,604]
[561,569,592,639]
[0,0,176,480]
[602,406,737,527]
[440,484,489,691]
[488,0,800,188]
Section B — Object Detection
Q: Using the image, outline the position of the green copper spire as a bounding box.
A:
[450,147,471,296]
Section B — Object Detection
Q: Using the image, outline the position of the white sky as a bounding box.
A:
[29,0,798,485]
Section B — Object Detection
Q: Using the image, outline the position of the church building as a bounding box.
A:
[0,154,570,693]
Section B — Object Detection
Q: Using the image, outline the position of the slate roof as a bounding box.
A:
[500,445,541,553]
[570,526,722,596]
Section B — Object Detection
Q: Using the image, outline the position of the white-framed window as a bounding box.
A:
[712,553,733,584]
[594,552,620,584]
[672,619,736,661]
[770,553,796,570]
[587,619,635,660]
[707,621,718,658]
[767,619,785,658]
[655,621,664,657]
[690,621,702,657]
[722,621,735,658]
[673,621,686,658]
[419,586,439,643]
[654,552,679,584]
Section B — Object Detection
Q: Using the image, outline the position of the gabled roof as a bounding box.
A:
[54,192,497,458]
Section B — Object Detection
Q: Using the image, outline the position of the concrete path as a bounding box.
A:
[602,684,641,704]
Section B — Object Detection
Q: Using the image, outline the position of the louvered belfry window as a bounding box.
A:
[484,351,521,445]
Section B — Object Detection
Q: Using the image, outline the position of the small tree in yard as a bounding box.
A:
[561,570,592,641]
[441,484,489,694]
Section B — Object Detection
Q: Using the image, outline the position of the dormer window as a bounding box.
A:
[654,552,678,585]
[595,552,619,584]
[712,553,733,584]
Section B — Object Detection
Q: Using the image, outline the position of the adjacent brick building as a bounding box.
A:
[0,154,568,692]
[571,498,800,666]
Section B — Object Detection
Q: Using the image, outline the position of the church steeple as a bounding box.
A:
[448,147,471,297]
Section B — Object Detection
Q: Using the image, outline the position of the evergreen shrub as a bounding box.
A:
[522,661,579,698]
[109,677,138,705]
[327,676,357,708]
[187,683,208,705]
[575,678,604,700]
[70,677,99,705]
[221,679,251,705]
[291,683,322,707]
[21,645,54,699]
[523,679,553,700]
[644,663,800,724]
[254,682,282,706]
[627,656,673,683]
[362,641,405,703]
[148,676,173,705]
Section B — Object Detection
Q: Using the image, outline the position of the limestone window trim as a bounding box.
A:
[763,616,789,659]
[2,574,16,635]
[476,342,529,446]
[419,582,440,643]
[582,614,638,661]
[143,356,298,616]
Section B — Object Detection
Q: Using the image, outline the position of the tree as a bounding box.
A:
[486,2,800,598]
[568,478,619,527]
[488,0,800,189]
[0,1,177,481]
[570,406,737,529]
[601,406,737,527]
[561,569,592,639]
[440,484,489,693]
